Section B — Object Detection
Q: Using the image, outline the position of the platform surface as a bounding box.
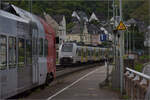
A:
[48,65,120,100]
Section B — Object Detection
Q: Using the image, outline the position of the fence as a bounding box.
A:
[124,67,150,100]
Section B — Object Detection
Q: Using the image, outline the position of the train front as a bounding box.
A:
[59,43,75,65]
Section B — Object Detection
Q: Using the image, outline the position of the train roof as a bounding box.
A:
[1,3,46,37]
[11,5,45,36]
[63,42,110,48]
[0,9,29,23]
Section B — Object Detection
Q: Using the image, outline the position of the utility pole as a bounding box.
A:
[105,0,110,82]
[29,0,32,13]
[112,0,116,65]
[0,0,1,9]
[119,0,124,95]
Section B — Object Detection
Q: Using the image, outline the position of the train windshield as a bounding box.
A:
[62,44,73,52]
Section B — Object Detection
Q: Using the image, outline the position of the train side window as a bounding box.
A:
[0,35,7,70]
[96,51,99,57]
[99,49,101,56]
[84,50,86,57]
[87,50,90,56]
[18,38,25,67]
[8,37,16,67]
[26,40,32,64]
[91,50,94,56]
[88,50,91,56]
[86,49,88,56]
[39,38,43,56]
[44,39,48,57]
[76,48,78,55]
[78,49,81,56]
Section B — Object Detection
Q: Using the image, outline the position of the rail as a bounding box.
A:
[124,67,150,100]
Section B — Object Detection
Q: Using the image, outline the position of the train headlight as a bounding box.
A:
[70,56,73,58]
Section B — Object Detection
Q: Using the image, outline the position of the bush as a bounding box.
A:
[134,63,143,72]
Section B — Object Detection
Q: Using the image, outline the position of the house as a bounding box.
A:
[89,12,99,22]
[44,13,59,36]
[87,24,102,45]
[44,13,66,64]
[144,25,150,47]
[53,15,67,45]
[44,14,67,48]
[67,11,108,45]
[72,10,89,22]
[66,22,82,42]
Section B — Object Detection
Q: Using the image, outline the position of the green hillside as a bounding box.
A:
[122,0,149,24]
[8,0,149,25]
[9,1,112,23]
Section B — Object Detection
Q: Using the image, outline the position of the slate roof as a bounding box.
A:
[71,11,89,22]
[77,11,89,22]
[67,22,83,34]
[94,12,106,21]
[52,15,63,24]
[71,17,80,23]
[89,12,99,22]
[87,23,102,34]
[126,18,137,24]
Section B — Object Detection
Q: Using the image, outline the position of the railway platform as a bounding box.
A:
[48,65,120,100]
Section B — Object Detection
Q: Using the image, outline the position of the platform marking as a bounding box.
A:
[47,67,100,100]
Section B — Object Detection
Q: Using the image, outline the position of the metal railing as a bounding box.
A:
[124,67,150,100]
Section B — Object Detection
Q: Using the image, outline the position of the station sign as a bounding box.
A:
[100,34,107,41]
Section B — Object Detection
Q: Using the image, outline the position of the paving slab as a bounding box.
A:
[49,65,120,100]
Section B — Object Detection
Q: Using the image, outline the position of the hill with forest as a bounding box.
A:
[8,0,149,25]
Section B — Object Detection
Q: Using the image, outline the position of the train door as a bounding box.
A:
[81,48,84,63]
[0,35,10,98]
[32,28,39,84]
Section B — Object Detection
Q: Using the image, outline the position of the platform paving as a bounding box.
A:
[48,65,120,100]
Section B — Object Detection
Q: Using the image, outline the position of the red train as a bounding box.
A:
[0,3,56,99]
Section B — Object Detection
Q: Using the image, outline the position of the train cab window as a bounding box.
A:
[61,44,73,52]
[18,38,25,67]
[0,35,7,70]
[8,37,16,67]
[26,40,32,64]
[39,38,43,56]
[87,49,90,56]
[44,39,48,57]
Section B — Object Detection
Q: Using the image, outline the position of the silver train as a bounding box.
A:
[59,42,113,65]
[0,4,56,99]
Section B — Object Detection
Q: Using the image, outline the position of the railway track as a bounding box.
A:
[9,62,104,99]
